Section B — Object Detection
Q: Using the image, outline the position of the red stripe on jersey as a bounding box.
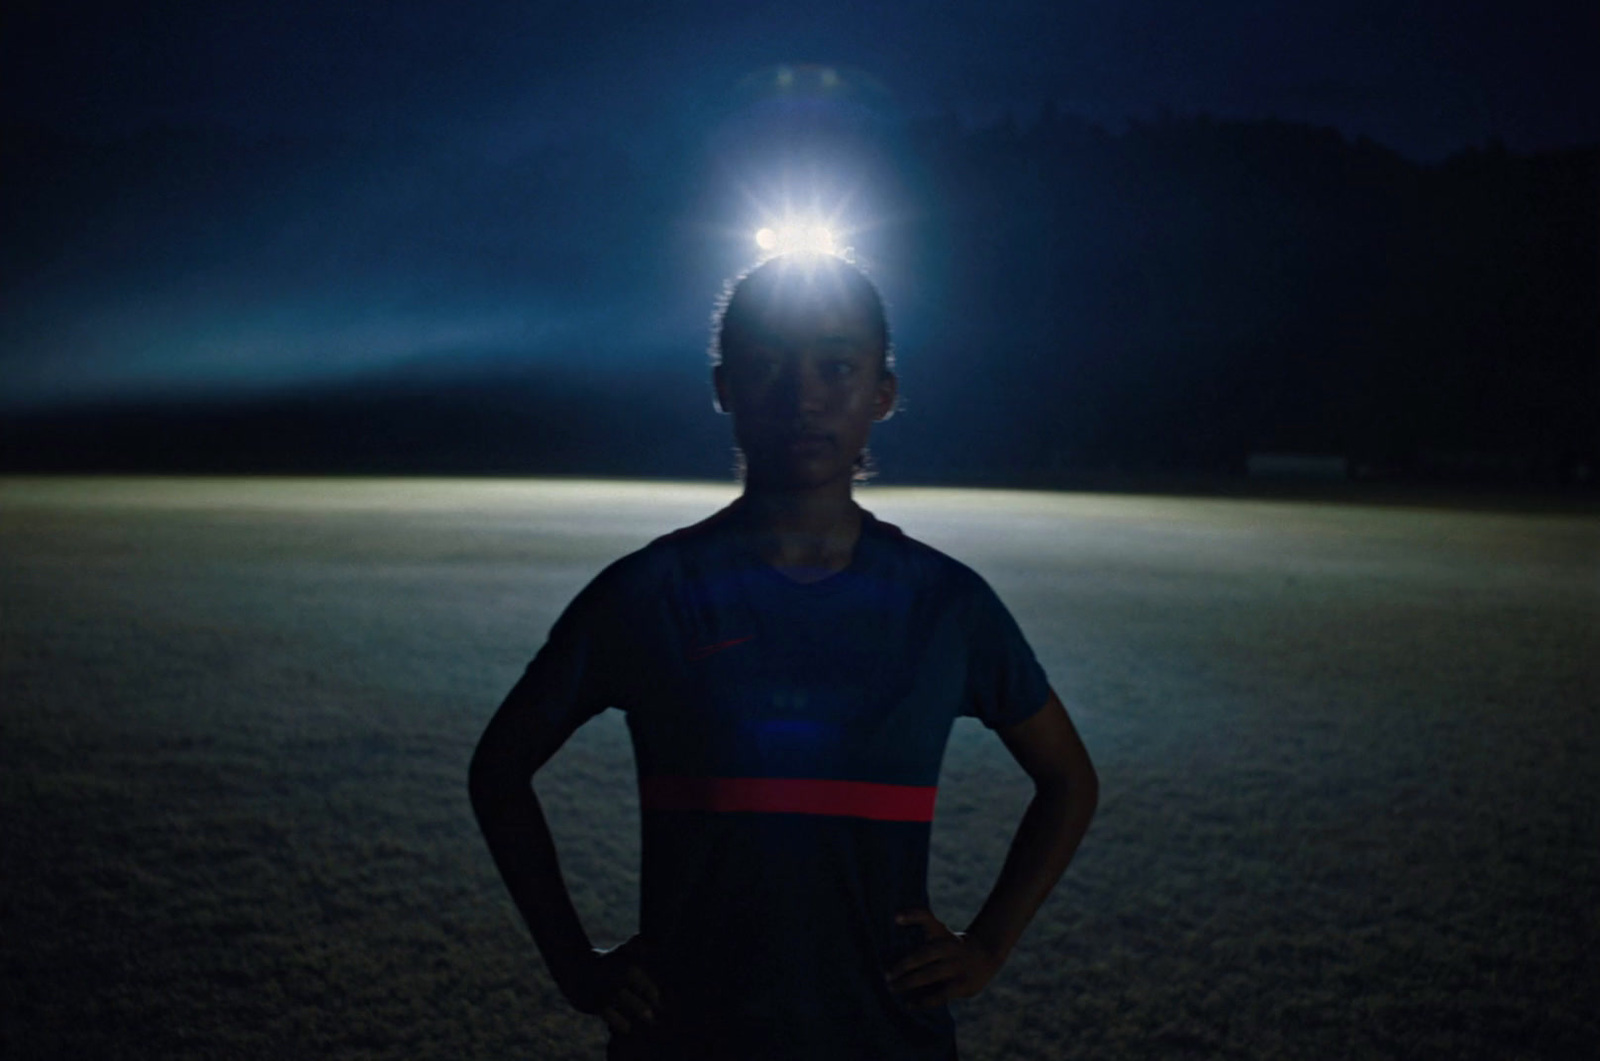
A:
[640,776,938,822]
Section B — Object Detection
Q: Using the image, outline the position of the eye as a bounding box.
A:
[826,360,856,379]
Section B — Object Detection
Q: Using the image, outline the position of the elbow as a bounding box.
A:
[1038,761,1098,820]
[467,738,520,823]
[466,745,493,820]
[1074,755,1099,816]
[1079,765,1099,821]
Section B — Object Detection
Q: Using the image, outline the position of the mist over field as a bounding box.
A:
[2,478,1596,1059]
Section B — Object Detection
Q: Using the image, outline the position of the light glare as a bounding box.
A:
[755,220,840,257]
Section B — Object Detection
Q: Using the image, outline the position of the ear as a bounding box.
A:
[873,369,898,423]
[712,363,730,414]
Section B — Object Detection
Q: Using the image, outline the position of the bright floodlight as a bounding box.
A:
[755,220,839,257]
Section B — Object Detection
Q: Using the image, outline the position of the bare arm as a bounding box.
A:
[467,669,600,1008]
[965,687,1099,963]
[469,564,667,1034]
[887,688,1098,1006]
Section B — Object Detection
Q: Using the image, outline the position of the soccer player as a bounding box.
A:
[469,252,1098,1060]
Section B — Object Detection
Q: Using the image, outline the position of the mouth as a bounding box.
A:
[782,432,833,455]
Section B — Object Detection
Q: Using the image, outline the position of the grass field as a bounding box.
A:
[2,477,1595,1060]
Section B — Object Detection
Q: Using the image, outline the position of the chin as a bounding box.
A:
[745,459,853,491]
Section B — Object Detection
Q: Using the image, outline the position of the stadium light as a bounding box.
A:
[754,220,841,257]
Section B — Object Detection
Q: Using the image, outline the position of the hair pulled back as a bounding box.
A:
[710,253,893,375]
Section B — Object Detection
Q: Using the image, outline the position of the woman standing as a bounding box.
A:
[469,252,1098,1060]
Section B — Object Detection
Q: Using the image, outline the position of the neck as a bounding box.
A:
[734,478,863,579]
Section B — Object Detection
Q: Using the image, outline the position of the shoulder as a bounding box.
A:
[653,500,742,547]
[583,502,740,600]
[860,508,994,605]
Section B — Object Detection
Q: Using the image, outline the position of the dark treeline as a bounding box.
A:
[2,110,1595,488]
[888,108,1598,487]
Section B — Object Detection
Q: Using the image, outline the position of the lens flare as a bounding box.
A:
[755,220,840,257]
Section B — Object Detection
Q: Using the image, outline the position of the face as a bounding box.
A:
[714,296,897,491]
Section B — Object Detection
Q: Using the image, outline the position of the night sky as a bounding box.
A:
[2,1,1596,480]
[9,2,1597,151]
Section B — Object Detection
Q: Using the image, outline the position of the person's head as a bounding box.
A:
[710,253,897,490]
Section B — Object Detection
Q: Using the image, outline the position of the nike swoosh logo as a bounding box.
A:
[686,635,755,661]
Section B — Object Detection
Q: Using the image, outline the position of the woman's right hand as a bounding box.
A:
[576,935,664,1037]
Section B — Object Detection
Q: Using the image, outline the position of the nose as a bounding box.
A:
[797,363,828,413]
[772,359,827,416]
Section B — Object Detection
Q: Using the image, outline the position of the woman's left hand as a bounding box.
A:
[883,908,1005,1010]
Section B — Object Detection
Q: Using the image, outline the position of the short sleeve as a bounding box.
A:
[960,572,1051,730]
[514,559,633,732]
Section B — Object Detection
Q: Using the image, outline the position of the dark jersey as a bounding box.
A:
[520,503,1050,1060]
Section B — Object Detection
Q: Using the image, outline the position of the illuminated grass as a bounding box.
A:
[2,478,1595,1059]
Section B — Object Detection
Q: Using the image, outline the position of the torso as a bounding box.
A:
[557,503,1046,1059]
